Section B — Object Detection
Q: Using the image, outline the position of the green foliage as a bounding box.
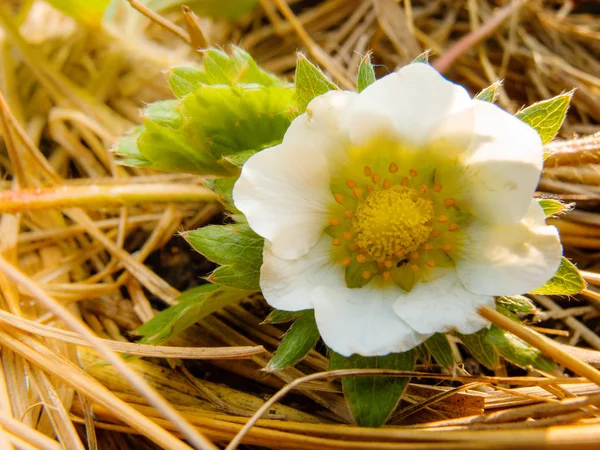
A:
[357,54,376,93]
[116,47,295,175]
[538,198,570,217]
[474,81,502,103]
[329,350,415,427]
[486,326,556,373]
[516,91,573,144]
[424,333,455,370]
[135,284,247,345]
[496,296,537,315]
[46,0,109,25]
[457,329,500,371]
[184,224,263,291]
[262,309,305,324]
[295,54,338,113]
[529,257,586,295]
[266,311,320,372]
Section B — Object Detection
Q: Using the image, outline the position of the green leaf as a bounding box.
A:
[537,198,570,217]
[424,333,455,370]
[474,80,502,103]
[496,296,537,314]
[46,0,109,25]
[266,311,320,372]
[357,54,376,93]
[329,350,415,427]
[135,284,247,345]
[486,326,556,373]
[515,91,573,145]
[457,329,500,370]
[262,309,305,324]
[529,257,586,295]
[184,224,263,290]
[412,50,431,63]
[295,54,338,113]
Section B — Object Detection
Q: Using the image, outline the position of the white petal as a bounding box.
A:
[260,236,338,312]
[459,100,543,225]
[346,63,472,147]
[313,281,429,357]
[233,91,355,260]
[455,199,563,296]
[393,269,494,335]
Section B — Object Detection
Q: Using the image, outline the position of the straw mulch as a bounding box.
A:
[0,0,599,449]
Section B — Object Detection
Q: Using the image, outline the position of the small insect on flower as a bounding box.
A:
[233,63,562,357]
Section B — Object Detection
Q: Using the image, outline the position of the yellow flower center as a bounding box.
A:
[353,186,433,261]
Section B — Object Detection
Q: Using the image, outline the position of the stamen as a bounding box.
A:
[443,244,452,252]
[342,257,352,266]
[356,254,367,263]
[426,260,436,268]
[394,250,404,257]
[329,218,340,226]
[448,223,459,232]
[424,243,433,251]
[334,193,344,204]
[372,173,381,184]
[389,162,399,173]
[343,231,353,240]
[409,264,419,272]
[346,179,357,189]
[362,271,372,279]
[431,230,441,238]
[410,251,419,260]
[409,169,418,177]
[438,215,449,223]
[384,260,393,269]
[332,238,342,246]
[352,187,364,198]
[419,185,428,195]
[383,179,392,189]
[433,183,443,192]
[444,198,456,208]
[382,271,392,280]
[401,177,409,186]
[349,243,358,251]
[367,185,374,193]
[364,166,372,177]
[344,210,354,218]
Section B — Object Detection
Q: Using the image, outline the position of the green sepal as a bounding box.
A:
[357,53,376,93]
[412,50,431,63]
[184,224,263,290]
[262,309,305,325]
[135,284,247,345]
[529,257,586,295]
[329,350,415,427]
[295,54,338,113]
[207,177,244,218]
[144,99,182,128]
[456,329,500,371]
[538,198,570,217]
[345,260,377,288]
[515,91,574,144]
[496,296,537,315]
[424,333,455,370]
[474,80,502,103]
[113,126,150,167]
[485,325,556,373]
[167,67,210,98]
[266,311,320,372]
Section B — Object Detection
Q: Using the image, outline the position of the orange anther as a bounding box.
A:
[367,184,374,193]
[426,260,436,268]
[342,257,352,266]
[332,238,342,246]
[372,173,381,184]
[409,169,418,177]
[364,166,372,177]
[343,231,353,240]
[349,243,358,251]
[334,193,344,204]
[438,215,449,223]
[433,183,443,192]
[329,218,340,226]
[346,179,357,189]
[410,264,419,272]
[362,271,372,279]
[344,210,354,218]
[383,179,392,189]
[419,185,428,195]
[389,162,399,173]
[384,260,393,268]
[410,251,419,260]
[444,198,456,208]
[443,244,453,252]
[394,250,405,257]
[401,177,409,186]
[424,243,433,251]
[357,254,367,263]
[353,187,364,198]
[448,223,459,232]
[383,271,392,280]
[431,230,441,238]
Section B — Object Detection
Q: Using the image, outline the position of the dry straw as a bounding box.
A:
[0,0,599,448]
